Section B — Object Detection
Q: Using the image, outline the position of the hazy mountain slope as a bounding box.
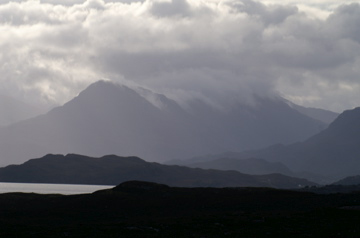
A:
[184,96,326,151]
[287,101,339,124]
[176,157,293,176]
[239,107,360,181]
[0,80,326,166]
[0,94,44,127]
[0,154,316,188]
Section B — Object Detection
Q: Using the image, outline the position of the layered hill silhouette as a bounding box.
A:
[167,156,293,176]
[0,154,316,188]
[223,107,360,182]
[0,80,327,165]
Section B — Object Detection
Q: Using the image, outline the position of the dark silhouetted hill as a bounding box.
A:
[0,154,316,189]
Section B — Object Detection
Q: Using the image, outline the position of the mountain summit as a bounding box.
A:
[0,80,326,165]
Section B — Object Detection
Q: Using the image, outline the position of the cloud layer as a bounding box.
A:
[1,0,360,112]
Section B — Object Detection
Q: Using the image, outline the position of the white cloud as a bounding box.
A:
[0,0,360,112]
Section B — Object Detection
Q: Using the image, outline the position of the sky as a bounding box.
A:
[1,0,360,112]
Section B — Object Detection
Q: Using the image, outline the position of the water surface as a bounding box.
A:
[0,182,113,195]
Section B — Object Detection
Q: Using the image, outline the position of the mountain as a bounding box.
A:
[237,107,360,182]
[0,80,326,165]
[0,94,44,127]
[167,156,293,176]
[0,154,316,188]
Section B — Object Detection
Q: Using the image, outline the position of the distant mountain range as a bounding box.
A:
[198,107,360,183]
[0,80,330,165]
[0,154,316,189]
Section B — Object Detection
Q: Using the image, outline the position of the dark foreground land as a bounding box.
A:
[1,181,360,237]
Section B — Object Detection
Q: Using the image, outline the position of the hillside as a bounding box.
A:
[0,154,316,189]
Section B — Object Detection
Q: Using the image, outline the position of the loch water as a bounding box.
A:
[0,182,113,195]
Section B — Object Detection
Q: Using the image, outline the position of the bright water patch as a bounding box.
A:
[0,182,113,195]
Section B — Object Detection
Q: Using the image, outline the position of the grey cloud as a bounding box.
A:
[0,2,59,25]
[227,0,298,25]
[0,0,360,112]
[95,47,277,109]
[326,3,360,43]
[150,0,191,18]
[40,0,145,6]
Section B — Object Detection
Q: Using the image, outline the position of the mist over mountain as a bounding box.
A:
[235,107,360,182]
[0,153,316,188]
[286,101,339,125]
[0,94,44,127]
[0,80,327,166]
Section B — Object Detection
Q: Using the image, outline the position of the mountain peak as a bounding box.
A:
[77,80,136,99]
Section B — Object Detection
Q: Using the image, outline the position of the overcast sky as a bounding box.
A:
[1,0,360,112]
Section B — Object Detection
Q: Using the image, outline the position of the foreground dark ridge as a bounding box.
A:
[1,181,360,237]
[0,154,316,189]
